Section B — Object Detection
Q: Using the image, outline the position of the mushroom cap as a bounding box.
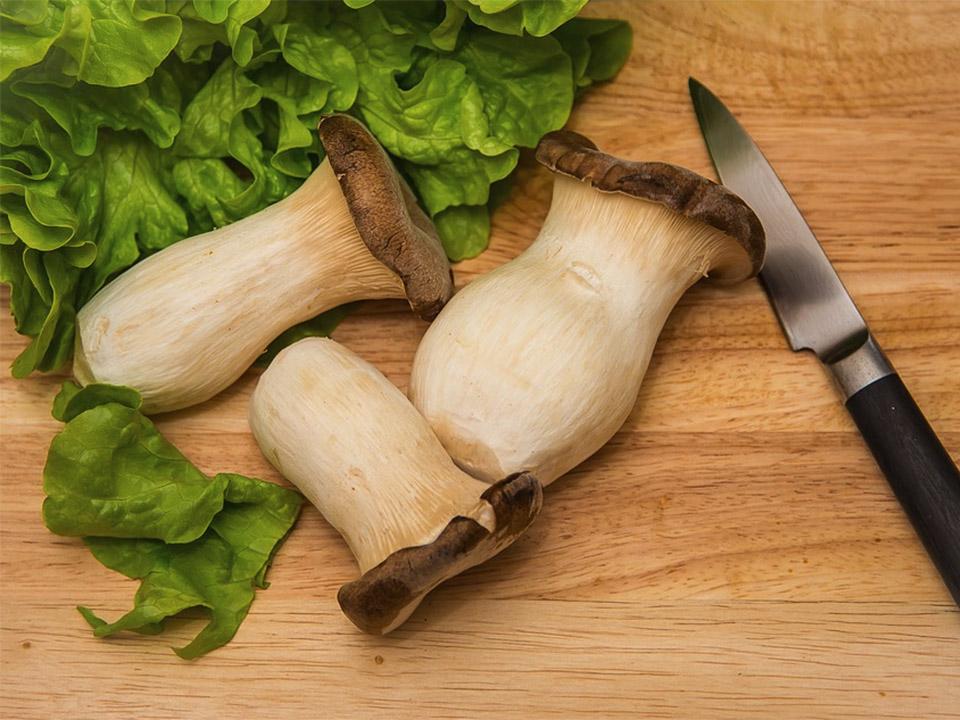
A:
[536,130,765,281]
[337,472,542,634]
[318,114,453,319]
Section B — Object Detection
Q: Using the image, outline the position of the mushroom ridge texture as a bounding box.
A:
[410,130,766,486]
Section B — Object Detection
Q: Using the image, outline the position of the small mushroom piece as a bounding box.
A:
[410,130,766,486]
[249,337,542,634]
[74,114,452,414]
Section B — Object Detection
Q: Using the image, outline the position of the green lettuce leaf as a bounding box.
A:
[274,21,358,110]
[1,100,87,252]
[431,2,467,51]
[254,21,357,176]
[402,146,517,216]
[72,131,190,302]
[221,0,271,66]
[452,27,572,148]
[174,58,295,223]
[50,0,182,88]
[1,102,189,373]
[80,472,301,659]
[452,0,587,37]
[434,204,490,261]
[172,2,230,64]
[43,381,303,658]
[553,16,633,89]
[10,70,181,156]
[50,378,140,420]
[175,57,262,158]
[43,382,229,543]
[359,58,494,163]
[5,248,79,376]
[0,0,66,81]
[175,0,270,67]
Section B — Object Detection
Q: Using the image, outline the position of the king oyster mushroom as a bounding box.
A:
[74,114,452,414]
[249,337,542,634]
[410,130,766,486]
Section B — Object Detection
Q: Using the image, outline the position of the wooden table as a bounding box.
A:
[2,2,958,718]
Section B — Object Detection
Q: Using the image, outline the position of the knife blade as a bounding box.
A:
[689,77,960,607]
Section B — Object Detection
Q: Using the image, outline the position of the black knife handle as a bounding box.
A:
[845,372,960,605]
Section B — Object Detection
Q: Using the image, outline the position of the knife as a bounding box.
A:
[688,77,960,606]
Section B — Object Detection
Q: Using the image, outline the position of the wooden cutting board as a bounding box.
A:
[2,2,958,718]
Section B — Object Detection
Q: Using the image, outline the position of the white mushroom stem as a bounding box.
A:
[74,159,404,414]
[410,174,746,486]
[249,337,495,575]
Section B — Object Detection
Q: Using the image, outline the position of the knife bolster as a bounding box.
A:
[828,335,895,399]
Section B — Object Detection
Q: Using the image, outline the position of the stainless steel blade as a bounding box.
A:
[688,77,867,362]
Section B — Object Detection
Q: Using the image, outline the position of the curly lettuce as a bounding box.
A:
[43,382,303,658]
[1,0,632,377]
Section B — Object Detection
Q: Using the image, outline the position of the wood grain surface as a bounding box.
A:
[2,2,959,718]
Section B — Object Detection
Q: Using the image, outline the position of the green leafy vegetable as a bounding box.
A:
[80,472,301,659]
[2,0,632,377]
[50,378,140,420]
[452,29,573,148]
[43,382,302,658]
[554,17,633,90]
[43,382,228,542]
[434,204,490,262]
[10,68,182,156]
[0,1,66,82]
[430,2,467,51]
[451,0,588,38]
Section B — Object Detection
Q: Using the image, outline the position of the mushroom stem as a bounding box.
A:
[533,171,746,366]
[410,131,765,487]
[75,160,402,413]
[249,338,541,634]
[74,114,453,414]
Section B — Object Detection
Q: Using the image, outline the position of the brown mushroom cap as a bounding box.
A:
[536,130,765,281]
[337,472,542,634]
[318,114,453,319]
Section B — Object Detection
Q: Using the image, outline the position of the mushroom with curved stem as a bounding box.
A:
[248,337,542,634]
[410,130,766,486]
[74,114,453,414]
